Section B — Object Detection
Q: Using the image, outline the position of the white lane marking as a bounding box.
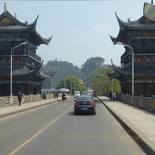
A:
[8,106,73,155]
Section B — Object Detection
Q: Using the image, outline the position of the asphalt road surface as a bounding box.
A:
[0,98,145,155]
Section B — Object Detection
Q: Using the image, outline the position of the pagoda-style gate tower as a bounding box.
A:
[110,2,155,97]
[0,4,53,96]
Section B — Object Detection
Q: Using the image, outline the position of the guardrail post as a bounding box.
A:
[139,95,143,108]
[22,95,25,103]
[0,97,3,106]
[31,94,33,101]
[152,95,155,113]
[10,95,13,105]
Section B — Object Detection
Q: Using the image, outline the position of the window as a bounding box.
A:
[15,58,21,62]
[146,56,151,62]
[0,58,5,63]
[133,40,142,54]
[136,57,143,62]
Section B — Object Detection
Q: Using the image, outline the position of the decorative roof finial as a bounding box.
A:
[4,2,7,14]
[151,0,153,4]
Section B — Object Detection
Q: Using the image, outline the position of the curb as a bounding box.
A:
[0,99,57,119]
[0,96,73,119]
[97,97,155,155]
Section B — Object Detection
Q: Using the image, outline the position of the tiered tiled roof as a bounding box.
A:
[109,2,155,81]
[0,10,52,46]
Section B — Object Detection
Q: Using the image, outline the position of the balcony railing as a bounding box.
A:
[28,51,41,62]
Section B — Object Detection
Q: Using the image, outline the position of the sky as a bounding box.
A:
[0,0,150,68]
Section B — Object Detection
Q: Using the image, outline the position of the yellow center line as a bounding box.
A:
[9,106,73,155]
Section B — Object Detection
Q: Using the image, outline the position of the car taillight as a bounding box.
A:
[75,102,80,105]
[89,102,95,106]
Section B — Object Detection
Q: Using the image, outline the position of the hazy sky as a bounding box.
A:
[0,0,149,67]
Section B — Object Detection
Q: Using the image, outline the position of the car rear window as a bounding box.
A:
[76,96,93,101]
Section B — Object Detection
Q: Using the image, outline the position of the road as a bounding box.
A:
[0,98,145,155]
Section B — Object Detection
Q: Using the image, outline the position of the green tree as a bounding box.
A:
[81,57,105,88]
[41,59,81,89]
[90,67,121,95]
[57,75,85,94]
[81,57,104,73]
[41,57,119,96]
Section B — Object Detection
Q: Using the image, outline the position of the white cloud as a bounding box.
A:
[94,24,104,31]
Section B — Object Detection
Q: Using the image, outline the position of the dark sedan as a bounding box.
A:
[74,96,96,115]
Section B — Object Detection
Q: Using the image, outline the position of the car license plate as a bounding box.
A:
[81,107,88,110]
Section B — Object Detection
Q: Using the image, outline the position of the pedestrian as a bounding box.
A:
[56,92,59,99]
[109,91,112,101]
[53,92,56,98]
[17,91,23,106]
[115,92,117,101]
[112,92,116,102]
[62,93,66,101]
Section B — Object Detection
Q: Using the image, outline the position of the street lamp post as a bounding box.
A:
[105,67,114,92]
[112,79,113,92]
[10,42,27,104]
[99,74,107,95]
[109,77,114,93]
[50,67,59,90]
[115,42,134,104]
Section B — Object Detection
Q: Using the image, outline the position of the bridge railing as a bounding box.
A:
[0,93,55,107]
[117,94,155,113]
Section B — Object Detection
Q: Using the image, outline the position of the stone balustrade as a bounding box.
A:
[0,93,55,107]
[117,94,155,113]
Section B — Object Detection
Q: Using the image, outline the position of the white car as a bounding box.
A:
[74,91,80,98]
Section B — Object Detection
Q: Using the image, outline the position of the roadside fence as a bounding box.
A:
[117,94,155,113]
[0,93,55,107]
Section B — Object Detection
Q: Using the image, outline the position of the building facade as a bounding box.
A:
[110,2,155,97]
[0,4,53,96]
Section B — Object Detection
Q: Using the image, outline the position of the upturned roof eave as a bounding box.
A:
[0,26,53,45]
[0,25,35,32]
[110,30,126,44]
[109,35,117,44]
[0,61,42,76]
[116,12,155,30]
[0,10,38,28]
[112,62,155,76]
[32,31,53,45]
[38,72,53,79]
[0,10,53,45]
[0,61,52,79]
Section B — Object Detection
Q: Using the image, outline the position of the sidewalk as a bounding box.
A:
[98,96,155,155]
[0,96,67,119]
